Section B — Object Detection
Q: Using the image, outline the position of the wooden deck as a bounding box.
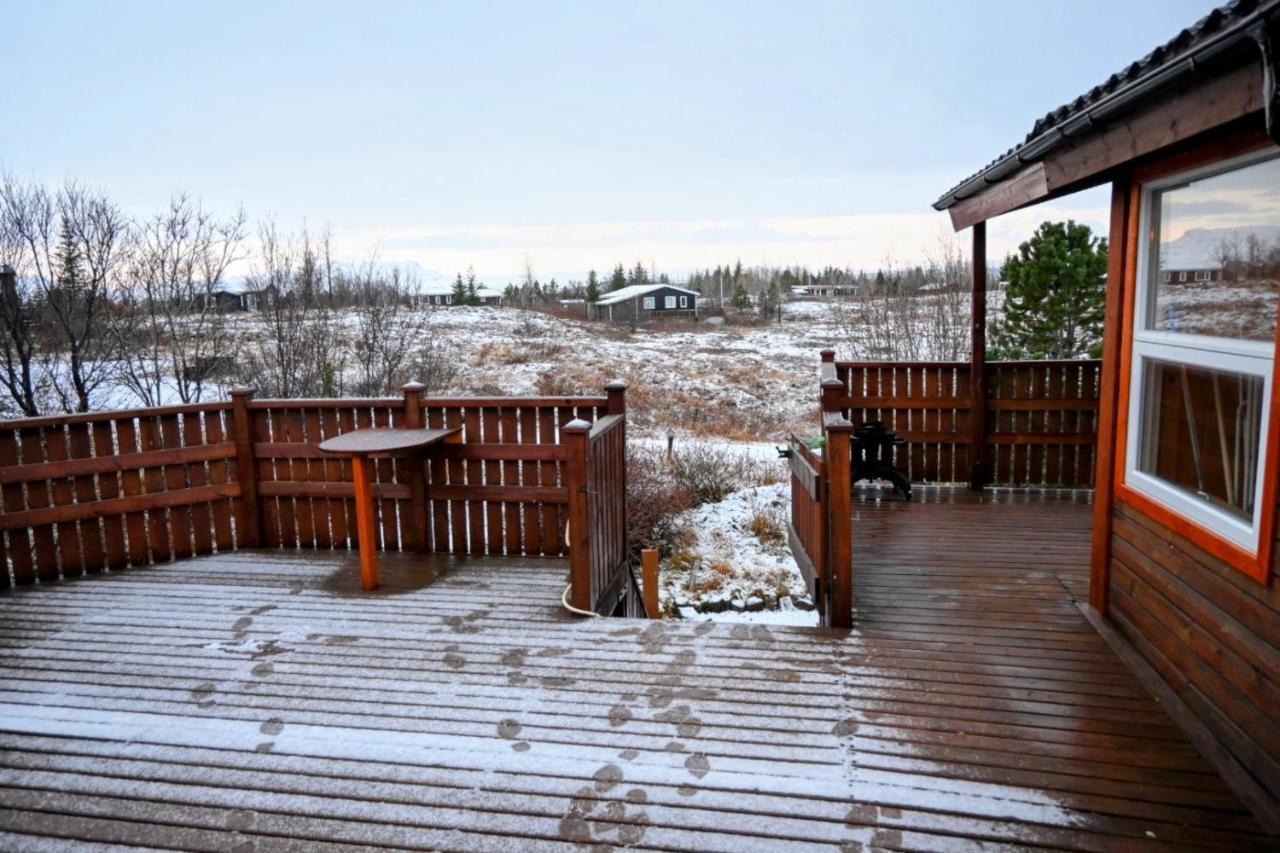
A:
[0,492,1271,850]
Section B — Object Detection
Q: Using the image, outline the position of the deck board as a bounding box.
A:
[0,490,1272,850]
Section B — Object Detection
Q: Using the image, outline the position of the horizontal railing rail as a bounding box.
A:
[0,381,629,591]
[820,352,1101,488]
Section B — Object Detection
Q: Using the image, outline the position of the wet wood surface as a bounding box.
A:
[0,490,1271,850]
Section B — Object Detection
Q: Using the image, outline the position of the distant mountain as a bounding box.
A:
[1161,224,1280,270]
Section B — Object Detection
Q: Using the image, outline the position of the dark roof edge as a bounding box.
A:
[933,1,1280,213]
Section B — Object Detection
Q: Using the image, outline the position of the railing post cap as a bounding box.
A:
[824,413,854,432]
[401,381,426,392]
[563,418,592,432]
[820,349,835,362]
[230,387,257,398]
[820,377,844,389]
[605,380,628,392]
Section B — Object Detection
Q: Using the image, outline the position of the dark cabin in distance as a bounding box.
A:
[590,283,700,322]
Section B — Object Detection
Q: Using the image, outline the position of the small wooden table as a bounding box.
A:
[318,427,461,590]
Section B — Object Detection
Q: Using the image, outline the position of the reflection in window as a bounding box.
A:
[1138,360,1264,521]
[1149,155,1280,341]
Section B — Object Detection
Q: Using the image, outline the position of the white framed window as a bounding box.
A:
[679,295,688,307]
[1125,149,1280,554]
[642,297,655,309]
[664,296,676,308]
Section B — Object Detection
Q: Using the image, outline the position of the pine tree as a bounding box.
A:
[990,220,1108,359]
[450,273,467,305]
[609,265,626,291]
[54,227,85,292]
[731,283,751,310]
[585,270,601,303]
[464,268,479,305]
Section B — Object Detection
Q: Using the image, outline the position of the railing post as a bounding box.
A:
[824,416,854,629]
[819,349,837,412]
[563,418,592,612]
[969,221,989,491]
[605,379,627,417]
[401,381,429,552]
[229,388,263,549]
[642,548,661,619]
[605,379,628,559]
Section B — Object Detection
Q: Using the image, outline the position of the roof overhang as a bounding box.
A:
[936,0,1280,230]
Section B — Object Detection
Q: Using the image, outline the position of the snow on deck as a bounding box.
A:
[0,504,1268,850]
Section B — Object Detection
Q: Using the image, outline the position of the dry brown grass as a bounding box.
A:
[747,510,784,545]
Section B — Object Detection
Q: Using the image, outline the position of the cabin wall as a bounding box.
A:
[1093,138,1280,824]
[1107,501,1280,817]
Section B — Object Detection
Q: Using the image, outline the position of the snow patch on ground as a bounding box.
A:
[659,483,811,622]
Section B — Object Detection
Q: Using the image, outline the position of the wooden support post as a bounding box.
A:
[1090,179,1132,615]
[350,454,379,591]
[641,548,661,619]
[563,418,592,613]
[824,416,854,629]
[968,221,989,492]
[401,381,429,552]
[229,388,263,548]
[605,379,628,556]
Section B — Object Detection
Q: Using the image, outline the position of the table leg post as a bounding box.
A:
[352,454,379,591]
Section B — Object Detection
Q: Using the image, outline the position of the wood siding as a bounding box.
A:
[1108,499,1280,823]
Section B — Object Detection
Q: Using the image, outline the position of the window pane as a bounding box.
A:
[1138,360,1265,521]
[1149,155,1280,341]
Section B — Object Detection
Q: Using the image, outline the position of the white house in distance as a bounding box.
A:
[412,281,503,307]
[590,283,700,322]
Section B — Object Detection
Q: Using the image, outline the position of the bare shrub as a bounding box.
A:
[0,176,128,414]
[835,234,971,362]
[236,223,346,398]
[670,443,760,504]
[113,194,246,406]
[348,265,444,396]
[626,446,696,555]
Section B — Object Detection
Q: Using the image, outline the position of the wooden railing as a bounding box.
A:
[820,352,1101,488]
[786,436,825,600]
[785,418,854,629]
[0,382,629,592]
[566,410,630,615]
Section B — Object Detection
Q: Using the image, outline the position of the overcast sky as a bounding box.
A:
[5,0,1214,282]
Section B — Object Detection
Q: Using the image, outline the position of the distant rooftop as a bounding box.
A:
[593,282,698,306]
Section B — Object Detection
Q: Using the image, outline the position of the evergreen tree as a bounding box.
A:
[585,269,601,303]
[450,273,467,305]
[990,220,1108,360]
[609,264,626,291]
[54,227,85,291]
[757,280,784,322]
[730,282,751,310]
[464,268,479,305]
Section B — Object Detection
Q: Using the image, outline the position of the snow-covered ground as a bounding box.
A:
[430,301,847,441]
[656,482,817,626]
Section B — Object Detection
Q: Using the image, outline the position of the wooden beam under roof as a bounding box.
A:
[946,62,1264,231]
